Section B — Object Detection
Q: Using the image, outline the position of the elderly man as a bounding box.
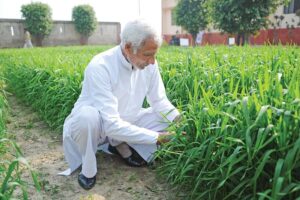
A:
[62,19,180,190]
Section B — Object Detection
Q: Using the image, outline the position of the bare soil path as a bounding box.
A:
[6,94,181,200]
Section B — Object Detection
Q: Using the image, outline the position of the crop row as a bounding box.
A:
[0,45,299,199]
[0,77,40,199]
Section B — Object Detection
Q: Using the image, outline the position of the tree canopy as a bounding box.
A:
[72,5,97,38]
[209,0,288,45]
[175,0,208,45]
[21,2,53,46]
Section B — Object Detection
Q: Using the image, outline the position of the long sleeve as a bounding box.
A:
[146,64,180,122]
[84,64,159,144]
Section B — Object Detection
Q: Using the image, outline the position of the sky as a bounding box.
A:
[0,0,162,34]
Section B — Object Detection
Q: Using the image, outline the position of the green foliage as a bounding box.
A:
[21,2,53,44]
[0,45,299,199]
[0,80,7,149]
[157,46,300,199]
[0,139,41,199]
[72,5,97,37]
[0,46,110,131]
[175,0,208,43]
[0,79,41,199]
[209,0,287,36]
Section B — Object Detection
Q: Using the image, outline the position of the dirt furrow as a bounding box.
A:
[6,94,178,200]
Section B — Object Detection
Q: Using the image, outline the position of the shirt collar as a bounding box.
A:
[117,45,133,70]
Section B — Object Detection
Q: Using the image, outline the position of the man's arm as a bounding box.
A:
[146,63,180,122]
[84,64,159,144]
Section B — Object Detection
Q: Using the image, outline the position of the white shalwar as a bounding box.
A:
[62,46,179,178]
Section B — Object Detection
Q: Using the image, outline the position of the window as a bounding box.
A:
[171,8,177,26]
[284,0,300,14]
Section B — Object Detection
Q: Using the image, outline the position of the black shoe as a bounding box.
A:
[78,173,96,190]
[108,144,147,167]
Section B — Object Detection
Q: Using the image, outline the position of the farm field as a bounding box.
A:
[0,45,299,199]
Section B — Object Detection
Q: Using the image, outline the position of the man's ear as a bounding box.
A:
[124,43,132,55]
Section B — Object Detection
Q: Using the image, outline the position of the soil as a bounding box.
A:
[6,94,182,200]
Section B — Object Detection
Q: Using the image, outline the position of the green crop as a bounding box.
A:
[157,46,300,199]
[0,45,299,199]
[0,76,40,199]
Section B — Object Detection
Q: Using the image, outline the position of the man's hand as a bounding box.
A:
[156,131,175,145]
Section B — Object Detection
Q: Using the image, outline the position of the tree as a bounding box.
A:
[72,5,97,45]
[21,2,53,47]
[175,0,209,46]
[209,0,288,45]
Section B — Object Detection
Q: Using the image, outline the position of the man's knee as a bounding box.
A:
[70,106,101,154]
[77,106,100,126]
[71,106,101,142]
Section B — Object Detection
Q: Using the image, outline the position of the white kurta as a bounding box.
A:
[62,45,179,176]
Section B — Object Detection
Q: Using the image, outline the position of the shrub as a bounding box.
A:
[72,5,97,45]
[21,2,53,46]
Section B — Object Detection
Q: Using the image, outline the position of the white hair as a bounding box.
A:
[120,19,162,53]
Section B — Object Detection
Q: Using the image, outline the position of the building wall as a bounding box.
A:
[269,5,300,29]
[161,0,185,35]
[0,19,120,48]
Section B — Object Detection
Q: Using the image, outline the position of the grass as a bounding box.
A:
[0,75,41,199]
[157,45,300,199]
[0,45,299,199]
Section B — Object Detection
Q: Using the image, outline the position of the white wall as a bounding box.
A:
[161,0,184,35]
[269,5,300,29]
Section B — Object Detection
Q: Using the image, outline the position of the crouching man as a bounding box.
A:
[62,19,180,190]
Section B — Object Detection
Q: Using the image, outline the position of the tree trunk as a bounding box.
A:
[192,33,197,47]
[274,29,279,45]
[34,35,44,47]
[236,33,248,46]
[80,35,89,45]
[241,33,245,46]
[236,34,241,46]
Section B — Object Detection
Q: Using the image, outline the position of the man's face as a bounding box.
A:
[125,38,158,70]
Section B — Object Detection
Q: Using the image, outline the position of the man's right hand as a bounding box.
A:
[156,131,175,145]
